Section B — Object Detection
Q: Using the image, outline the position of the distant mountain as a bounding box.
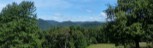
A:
[37,19,104,30]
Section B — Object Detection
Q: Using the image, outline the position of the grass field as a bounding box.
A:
[87,42,152,48]
[87,44,116,48]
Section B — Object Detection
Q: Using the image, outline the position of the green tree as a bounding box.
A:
[0,1,42,48]
[105,0,153,48]
[42,27,71,48]
[69,26,87,48]
[42,26,88,48]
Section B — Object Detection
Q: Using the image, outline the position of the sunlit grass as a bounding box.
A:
[87,43,116,48]
[87,42,153,48]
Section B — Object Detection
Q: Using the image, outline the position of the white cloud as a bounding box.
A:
[86,12,107,22]
[38,12,106,22]
[37,11,107,22]
[100,12,107,17]
[38,13,69,22]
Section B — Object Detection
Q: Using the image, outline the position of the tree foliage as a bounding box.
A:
[42,26,89,48]
[105,0,153,48]
[0,1,42,48]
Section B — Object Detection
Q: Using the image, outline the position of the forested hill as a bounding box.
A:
[38,19,104,30]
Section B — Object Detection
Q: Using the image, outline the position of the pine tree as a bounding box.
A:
[0,1,42,48]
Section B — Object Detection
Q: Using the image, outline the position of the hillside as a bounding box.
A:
[38,19,104,30]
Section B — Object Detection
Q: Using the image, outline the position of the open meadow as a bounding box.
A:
[87,42,152,48]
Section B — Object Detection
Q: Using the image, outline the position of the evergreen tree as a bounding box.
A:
[0,1,42,48]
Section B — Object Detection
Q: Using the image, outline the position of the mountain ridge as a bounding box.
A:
[38,19,104,30]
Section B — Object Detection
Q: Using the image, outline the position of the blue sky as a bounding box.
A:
[0,0,117,22]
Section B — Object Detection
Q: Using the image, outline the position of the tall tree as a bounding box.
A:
[105,0,153,48]
[0,1,42,48]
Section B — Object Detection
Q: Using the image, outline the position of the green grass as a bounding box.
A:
[139,42,147,47]
[87,42,152,48]
[139,42,153,48]
[87,43,116,48]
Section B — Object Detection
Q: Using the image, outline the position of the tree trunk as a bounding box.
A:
[135,39,140,48]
